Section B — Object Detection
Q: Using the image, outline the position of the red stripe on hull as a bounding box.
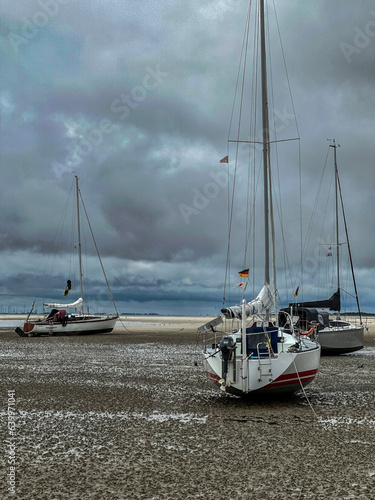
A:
[274,368,318,381]
[206,371,221,384]
[205,368,318,391]
[262,369,318,389]
[266,375,316,389]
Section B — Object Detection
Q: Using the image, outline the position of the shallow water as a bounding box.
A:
[0,329,374,499]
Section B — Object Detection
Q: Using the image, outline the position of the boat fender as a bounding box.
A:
[15,327,27,337]
[300,327,314,336]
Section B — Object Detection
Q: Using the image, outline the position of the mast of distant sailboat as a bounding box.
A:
[75,175,84,315]
[329,140,362,324]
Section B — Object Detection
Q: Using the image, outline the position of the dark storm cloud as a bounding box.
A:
[1,0,374,313]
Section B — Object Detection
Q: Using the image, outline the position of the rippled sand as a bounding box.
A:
[0,317,374,499]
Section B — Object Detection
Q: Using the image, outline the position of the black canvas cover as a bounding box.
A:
[278,307,330,331]
[292,289,340,312]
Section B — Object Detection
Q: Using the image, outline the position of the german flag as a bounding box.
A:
[238,269,249,278]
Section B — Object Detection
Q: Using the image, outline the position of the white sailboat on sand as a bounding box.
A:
[15,176,119,337]
[199,0,321,396]
[279,140,364,354]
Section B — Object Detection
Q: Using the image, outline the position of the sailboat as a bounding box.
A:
[199,0,321,396]
[15,175,119,337]
[279,140,364,354]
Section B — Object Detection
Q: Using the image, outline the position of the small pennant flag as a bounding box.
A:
[294,286,299,298]
[238,268,249,278]
[220,155,228,163]
[236,282,247,290]
[63,279,72,297]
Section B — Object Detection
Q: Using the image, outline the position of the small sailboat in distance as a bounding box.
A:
[15,175,119,337]
[198,0,321,396]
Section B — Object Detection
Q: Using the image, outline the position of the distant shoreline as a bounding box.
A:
[2,312,374,319]
[2,314,375,343]
[0,314,215,321]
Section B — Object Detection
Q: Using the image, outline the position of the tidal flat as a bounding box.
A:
[0,317,374,499]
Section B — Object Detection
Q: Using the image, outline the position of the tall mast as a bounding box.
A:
[260,0,270,286]
[332,141,362,322]
[330,139,340,294]
[337,171,362,323]
[75,175,84,312]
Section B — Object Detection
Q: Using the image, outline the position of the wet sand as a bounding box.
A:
[1,316,374,499]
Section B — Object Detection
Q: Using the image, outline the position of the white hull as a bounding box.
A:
[318,322,364,355]
[203,328,320,396]
[18,315,118,337]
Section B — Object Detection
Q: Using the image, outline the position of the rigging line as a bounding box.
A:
[244,158,262,270]
[297,147,330,287]
[44,181,75,281]
[267,67,278,313]
[298,130,303,299]
[244,0,260,275]
[244,17,256,264]
[78,189,119,317]
[292,358,318,419]
[228,137,300,144]
[227,0,253,142]
[223,3,252,303]
[272,0,300,138]
[71,180,79,288]
[265,20,294,303]
[81,208,89,306]
[337,169,362,323]
[316,162,335,295]
[246,1,260,284]
[269,170,293,301]
[226,155,230,287]
[244,15,259,268]
[69,188,75,279]
[266,3,284,310]
[340,288,357,300]
[244,145,251,267]
[293,355,373,459]
[267,1,302,302]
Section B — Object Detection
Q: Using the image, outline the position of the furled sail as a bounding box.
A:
[221,284,274,319]
[292,289,340,312]
[43,297,83,309]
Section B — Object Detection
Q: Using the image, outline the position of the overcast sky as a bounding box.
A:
[1,0,374,315]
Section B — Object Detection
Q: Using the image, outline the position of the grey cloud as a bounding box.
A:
[1,0,374,314]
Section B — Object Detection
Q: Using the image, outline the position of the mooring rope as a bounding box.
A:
[292,356,372,460]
